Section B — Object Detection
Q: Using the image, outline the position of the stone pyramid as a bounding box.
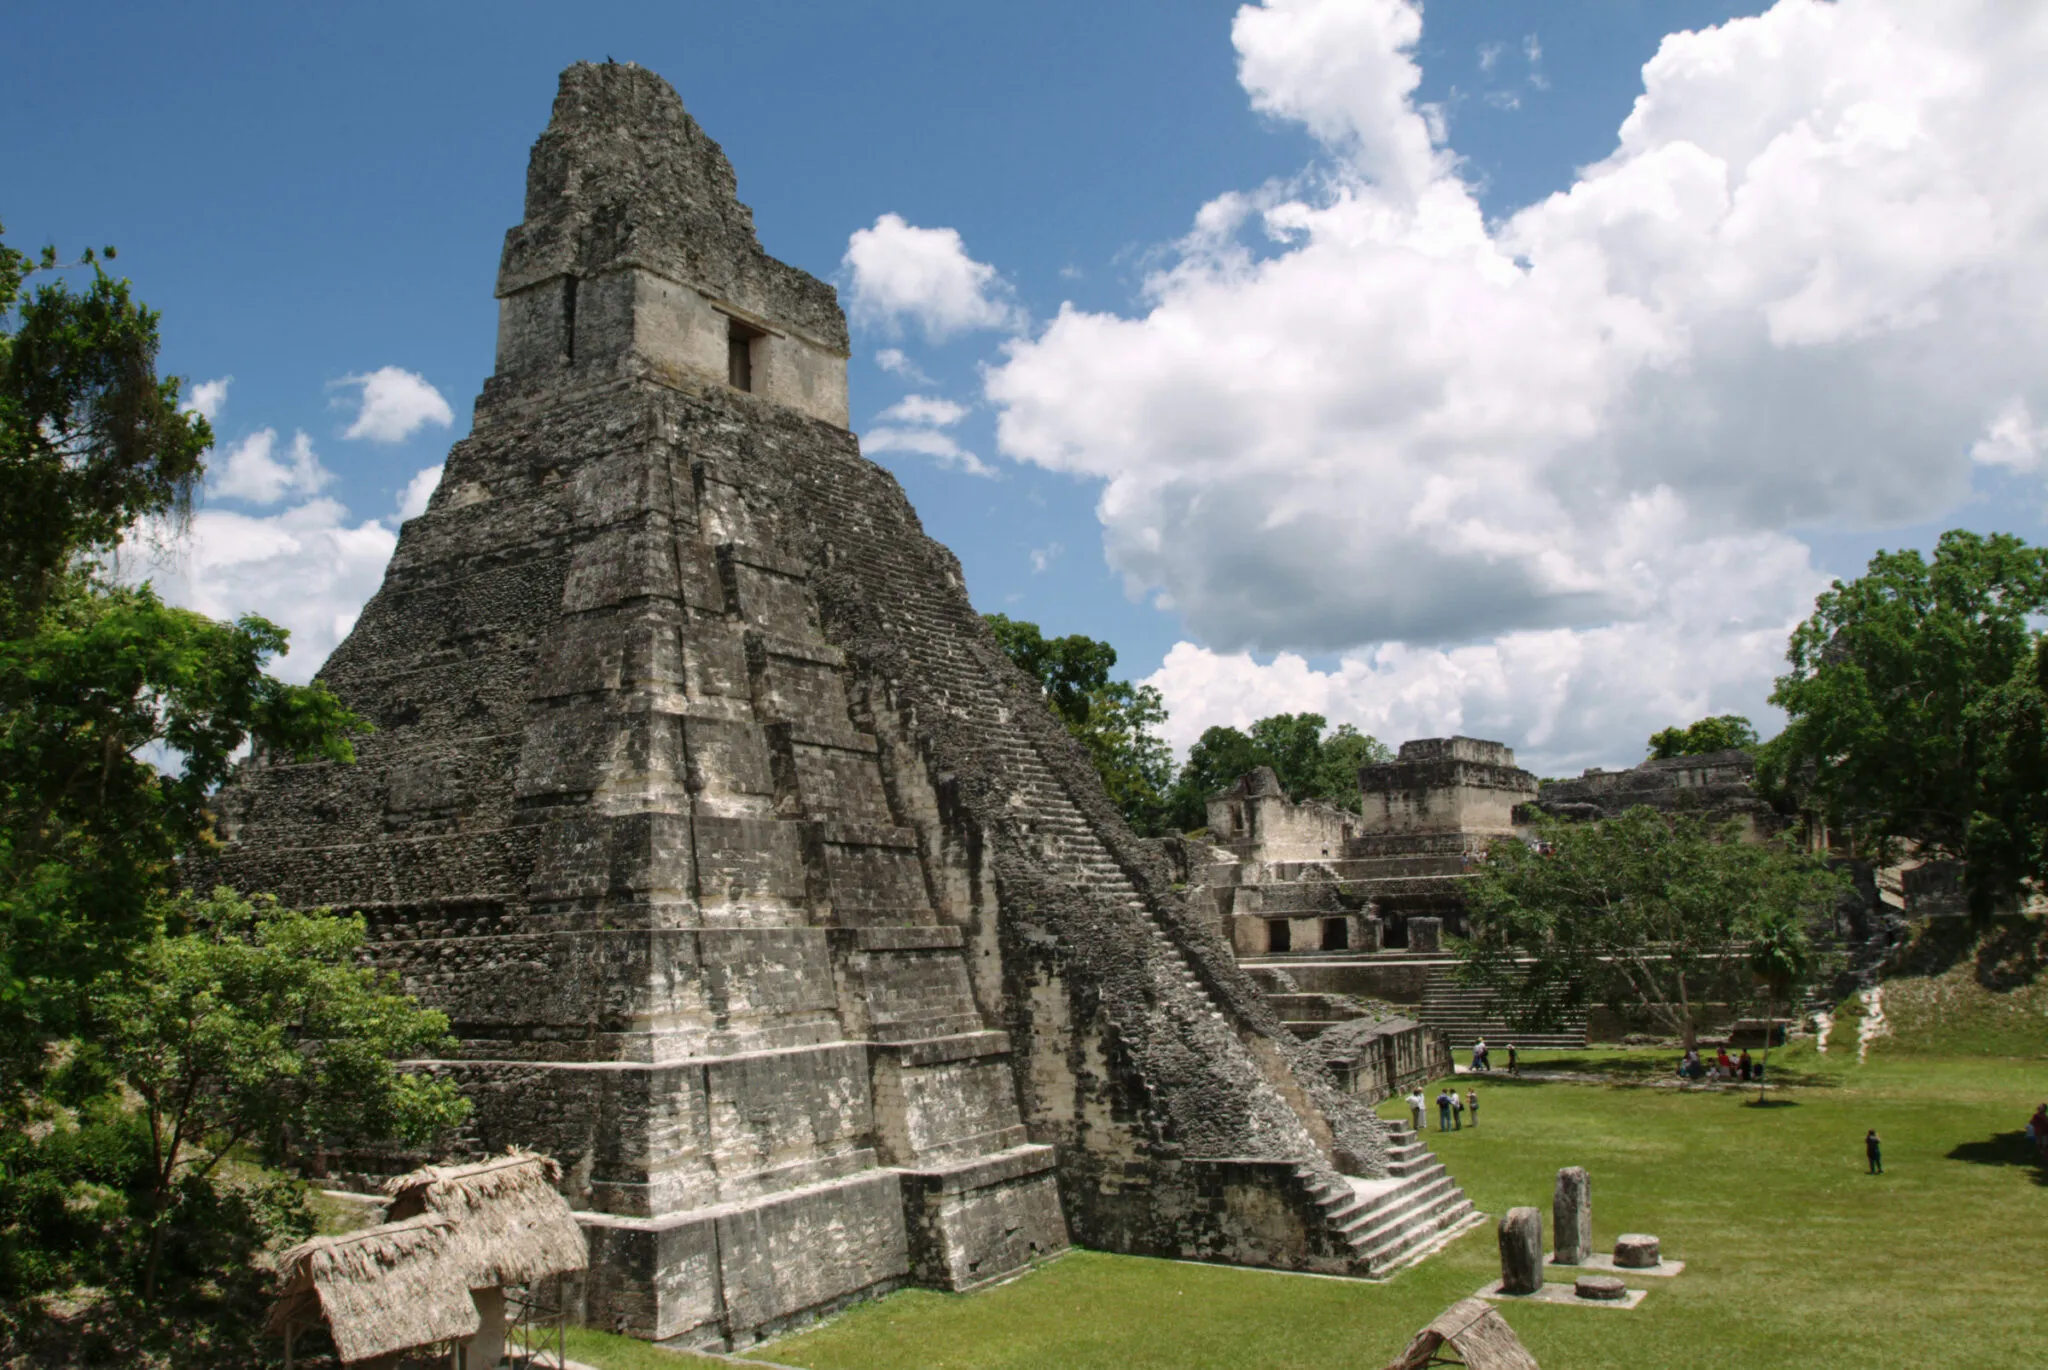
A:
[205,62,1395,1348]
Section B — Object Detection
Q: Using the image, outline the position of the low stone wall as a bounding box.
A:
[1303,1017,1450,1104]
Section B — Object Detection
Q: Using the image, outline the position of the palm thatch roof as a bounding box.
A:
[1385,1298,1539,1370]
[383,1148,587,1288]
[268,1213,479,1365]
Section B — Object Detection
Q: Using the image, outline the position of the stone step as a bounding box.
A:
[1363,1198,1482,1273]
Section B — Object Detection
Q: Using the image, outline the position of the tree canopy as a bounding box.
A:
[1463,808,1840,1050]
[983,614,1175,834]
[982,617,1390,837]
[0,228,364,1091]
[0,231,434,1358]
[1760,530,2048,914]
[1166,714,1391,831]
[1647,714,1760,759]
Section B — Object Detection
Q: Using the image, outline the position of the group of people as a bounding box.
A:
[1467,1038,1517,1074]
[1406,1085,1479,1132]
[1678,1045,1764,1083]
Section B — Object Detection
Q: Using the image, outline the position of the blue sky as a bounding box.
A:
[8,1,2045,775]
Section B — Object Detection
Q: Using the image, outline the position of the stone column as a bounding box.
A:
[1552,1167,1591,1265]
[1408,917,1443,953]
[1360,914,1385,953]
[1498,1207,1543,1294]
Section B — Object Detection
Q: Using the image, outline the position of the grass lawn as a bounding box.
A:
[580,1041,2044,1370]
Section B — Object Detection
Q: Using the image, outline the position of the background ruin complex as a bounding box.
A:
[200,63,1484,1348]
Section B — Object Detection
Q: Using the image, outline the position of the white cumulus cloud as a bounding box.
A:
[988,0,2048,767]
[337,366,454,443]
[845,214,1022,340]
[864,390,990,476]
[874,348,934,383]
[183,376,231,422]
[131,499,398,684]
[207,428,333,505]
[877,394,970,427]
[396,464,444,520]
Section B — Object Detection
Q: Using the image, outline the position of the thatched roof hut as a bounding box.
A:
[268,1213,480,1365]
[382,1149,587,1288]
[1385,1298,1539,1370]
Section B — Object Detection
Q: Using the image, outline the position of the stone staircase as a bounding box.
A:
[1419,965,1587,1049]
[1298,1120,1483,1276]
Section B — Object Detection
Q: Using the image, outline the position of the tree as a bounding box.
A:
[78,889,467,1298]
[1164,714,1391,831]
[1463,808,1840,1050]
[0,228,364,1091]
[983,614,1175,833]
[1760,530,2048,915]
[983,613,1119,729]
[1647,714,1760,759]
[0,232,208,630]
[1746,907,1811,1103]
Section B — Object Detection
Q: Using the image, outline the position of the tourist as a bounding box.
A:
[1506,1043,1518,1075]
[1437,1089,1453,1132]
[1738,1048,1753,1082]
[1451,1091,1465,1130]
[1471,1038,1487,1072]
[1466,1087,1479,1128]
[2026,1104,2047,1160]
[1866,1129,1883,1175]
[1406,1088,1427,1133]
[1716,1046,1735,1078]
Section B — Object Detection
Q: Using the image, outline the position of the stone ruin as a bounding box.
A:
[196,62,1471,1348]
[1199,738,1540,954]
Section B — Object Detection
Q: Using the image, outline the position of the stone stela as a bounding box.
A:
[197,62,1474,1350]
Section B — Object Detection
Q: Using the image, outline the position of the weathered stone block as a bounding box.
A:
[1553,1166,1591,1265]
[1498,1206,1543,1294]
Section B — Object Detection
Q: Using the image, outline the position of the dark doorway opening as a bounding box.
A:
[1321,917,1349,952]
[727,317,760,391]
[1267,919,1292,953]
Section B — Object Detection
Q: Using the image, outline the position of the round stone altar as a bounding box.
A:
[1614,1233,1662,1268]
[1575,1273,1628,1301]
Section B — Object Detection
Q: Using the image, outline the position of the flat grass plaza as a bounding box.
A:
[561,1039,2046,1370]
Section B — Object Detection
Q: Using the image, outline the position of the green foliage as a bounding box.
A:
[1463,808,1842,1048]
[983,614,1175,834]
[0,577,365,1091]
[982,613,1119,730]
[1761,530,2048,915]
[0,225,210,629]
[1164,714,1391,831]
[77,889,467,1295]
[1647,713,1760,758]
[0,228,368,1090]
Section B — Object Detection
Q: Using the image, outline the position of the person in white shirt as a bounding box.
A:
[1406,1088,1427,1132]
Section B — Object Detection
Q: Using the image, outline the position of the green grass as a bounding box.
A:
[629,1046,2044,1370]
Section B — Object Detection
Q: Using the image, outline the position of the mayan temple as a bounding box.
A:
[204,62,1475,1348]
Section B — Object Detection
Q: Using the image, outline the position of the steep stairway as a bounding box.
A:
[1298,1120,1482,1276]
[1419,965,1587,1050]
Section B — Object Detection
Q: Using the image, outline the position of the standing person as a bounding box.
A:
[1471,1037,1487,1072]
[1866,1129,1883,1174]
[1451,1091,1465,1130]
[1406,1088,1427,1134]
[1506,1043,1518,1076]
[1437,1089,1453,1133]
[1466,1087,1479,1128]
[1738,1049,1754,1082]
